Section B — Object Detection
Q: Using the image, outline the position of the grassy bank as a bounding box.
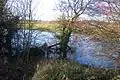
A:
[32,60,120,80]
[22,21,120,41]
[21,21,60,32]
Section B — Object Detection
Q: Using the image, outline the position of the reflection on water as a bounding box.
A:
[69,35,119,68]
[13,30,120,69]
[31,31,59,46]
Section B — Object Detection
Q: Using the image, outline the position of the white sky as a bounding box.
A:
[32,0,109,21]
[8,0,112,21]
[33,0,59,21]
[33,0,91,21]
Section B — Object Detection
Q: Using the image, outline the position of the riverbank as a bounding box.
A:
[32,59,120,80]
[23,20,120,41]
[3,56,120,80]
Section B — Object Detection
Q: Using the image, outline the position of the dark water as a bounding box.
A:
[13,30,120,69]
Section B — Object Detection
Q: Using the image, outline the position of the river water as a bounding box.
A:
[13,30,120,69]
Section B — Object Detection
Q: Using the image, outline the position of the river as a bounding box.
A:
[12,30,120,69]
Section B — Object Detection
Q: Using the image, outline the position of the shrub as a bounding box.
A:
[32,60,120,80]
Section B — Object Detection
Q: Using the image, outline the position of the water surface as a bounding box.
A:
[13,30,120,69]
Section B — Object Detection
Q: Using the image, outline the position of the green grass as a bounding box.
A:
[19,22,60,32]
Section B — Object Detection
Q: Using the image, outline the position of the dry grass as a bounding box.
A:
[19,20,120,41]
[32,60,120,80]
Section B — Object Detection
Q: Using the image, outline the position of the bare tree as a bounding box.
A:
[8,0,41,60]
[56,0,94,59]
[87,0,120,40]
[85,0,120,65]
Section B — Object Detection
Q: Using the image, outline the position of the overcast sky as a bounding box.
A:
[33,0,59,21]
[8,0,113,21]
[33,0,91,21]
[32,0,111,21]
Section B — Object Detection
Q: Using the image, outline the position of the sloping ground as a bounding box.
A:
[32,60,120,80]
[20,20,120,41]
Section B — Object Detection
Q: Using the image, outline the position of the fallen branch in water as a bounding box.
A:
[48,43,60,48]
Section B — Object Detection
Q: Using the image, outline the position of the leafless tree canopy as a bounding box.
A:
[57,0,96,21]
